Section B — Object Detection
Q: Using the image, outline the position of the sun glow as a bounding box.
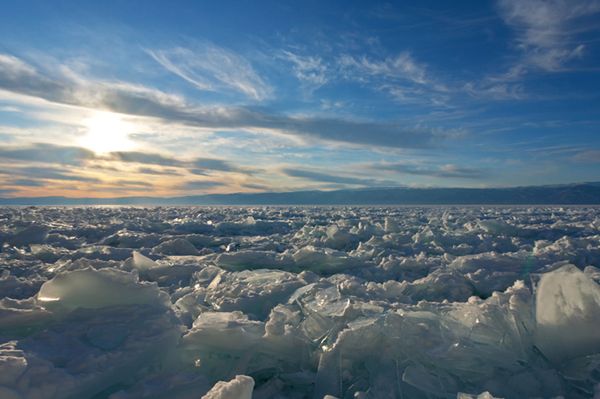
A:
[79,111,136,153]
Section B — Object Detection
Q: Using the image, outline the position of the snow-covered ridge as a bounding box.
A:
[1,206,600,398]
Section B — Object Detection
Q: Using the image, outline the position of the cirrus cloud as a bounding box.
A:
[147,42,273,101]
[0,53,444,150]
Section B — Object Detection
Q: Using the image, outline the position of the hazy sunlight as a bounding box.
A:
[79,111,135,153]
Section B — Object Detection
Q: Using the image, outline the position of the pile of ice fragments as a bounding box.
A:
[1,206,600,398]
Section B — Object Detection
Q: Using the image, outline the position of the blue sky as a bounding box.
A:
[0,0,599,197]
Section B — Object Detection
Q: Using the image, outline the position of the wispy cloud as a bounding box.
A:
[338,52,450,104]
[0,143,96,165]
[192,158,242,172]
[240,182,269,191]
[0,143,252,186]
[339,52,429,85]
[0,105,22,113]
[180,180,226,191]
[0,54,65,98]
[147,43,273,101]
[463,80,526,100]
[137,167,181,176]
[572,149,600,163]
[0,53,444,149]
[281,50,328,92]
[460,0,600,100]
[497,0,600,72]
[113,179,154,187]
[8,178,45,187]
[282,167,394,187]
[110,151,181,166]
[110,151,246,174]
[374,162,488,179]
[10,166,102,183]
[280,49,453,104]
[0,188,17,195]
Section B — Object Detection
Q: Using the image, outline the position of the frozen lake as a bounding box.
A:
[1,206,600,398]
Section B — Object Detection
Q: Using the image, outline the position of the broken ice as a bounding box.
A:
[1,206,600,398]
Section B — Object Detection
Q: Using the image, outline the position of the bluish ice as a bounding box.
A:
[1,206,600,399]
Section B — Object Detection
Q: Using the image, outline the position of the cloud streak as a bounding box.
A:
[0,143,252,185]
[0,53,442,149]
[572,150,600,163]
[282,168,392,187]
[339,52,429,85]
[282,50,328,92]
[147,43,273,101]
[110,151,181,167]
[497,0,600,72]
[374,163,487,179]
[0,143,96,165]
[109,151,246,174]
[180,180,226,191]
[338,52,451,105]
[9,166,102,183]
[136,167,181,176]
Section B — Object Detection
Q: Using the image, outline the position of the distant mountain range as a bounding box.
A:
[2,182,600,205]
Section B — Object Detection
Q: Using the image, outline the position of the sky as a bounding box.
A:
[0,0,599,198]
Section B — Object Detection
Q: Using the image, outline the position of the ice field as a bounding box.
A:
[1,206,600,399]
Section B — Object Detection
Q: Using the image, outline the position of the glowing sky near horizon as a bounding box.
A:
[0,0,599,197]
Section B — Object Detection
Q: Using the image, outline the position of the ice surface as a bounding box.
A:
[153,238,200,256]
[126,251,160,270]
[36,267,169,310]
[0,206,600,398]
[202,375,254,399]
[534,264,600,363]
[456,393,499,399]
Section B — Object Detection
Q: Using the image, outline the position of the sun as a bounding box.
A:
[79,111,136,153]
